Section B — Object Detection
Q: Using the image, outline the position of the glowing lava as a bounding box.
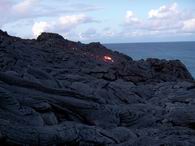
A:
[103,55,114,62]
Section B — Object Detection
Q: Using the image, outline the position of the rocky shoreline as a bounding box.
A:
[0,29,195,146]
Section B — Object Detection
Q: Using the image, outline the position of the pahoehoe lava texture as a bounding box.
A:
[0,29,195,146]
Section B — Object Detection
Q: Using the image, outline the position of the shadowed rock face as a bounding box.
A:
[0,29,195,146]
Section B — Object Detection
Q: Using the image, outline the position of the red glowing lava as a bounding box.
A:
[103,55,114,62]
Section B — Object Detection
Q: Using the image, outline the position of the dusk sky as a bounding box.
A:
[0,0,195,43]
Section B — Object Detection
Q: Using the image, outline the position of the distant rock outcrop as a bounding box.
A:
[0,30,195,146]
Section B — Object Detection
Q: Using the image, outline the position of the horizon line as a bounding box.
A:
[103,40,195,45]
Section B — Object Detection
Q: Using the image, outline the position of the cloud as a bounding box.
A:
[0,0,101,40]
[0,0,38,26]
[125,11,139,23]
[59,14,94,27]
[148,3,179,19]
[124,3,195,37]
[32,21,50,37]
[182,18,195,32]
[1,1,194,43]
[13,0,38,14]
[0,0,101,26]
[32,14,97,37]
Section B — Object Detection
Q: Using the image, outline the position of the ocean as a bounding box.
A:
[104,42,195,78]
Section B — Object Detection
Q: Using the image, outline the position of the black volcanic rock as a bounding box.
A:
[0,30,8,37]
[0,30,195,146]
[37,32,65,42]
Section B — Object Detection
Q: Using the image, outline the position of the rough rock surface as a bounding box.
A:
[0,29,195,146]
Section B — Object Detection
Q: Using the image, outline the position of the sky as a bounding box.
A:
[0,0,195,43]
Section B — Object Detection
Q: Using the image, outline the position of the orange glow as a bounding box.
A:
[104,56,112,60]
[104,55,114,62]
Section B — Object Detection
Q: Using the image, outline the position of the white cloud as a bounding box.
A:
[124,3,195,37]
[148,3,178,19]
[32,14,96,37]
[1,1,194,42]
[13,0,38,14]
[0,0,101,27]
[32,21,50,37]
[125,11,139,23]
[182,18,195,32]
[0,0,38,26]
[59,14,93,27]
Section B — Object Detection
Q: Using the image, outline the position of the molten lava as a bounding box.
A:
[104,55,114,62]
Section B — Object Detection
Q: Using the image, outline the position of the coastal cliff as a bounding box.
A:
[0,29,195,146]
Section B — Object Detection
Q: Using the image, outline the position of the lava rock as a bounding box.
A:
[0,29,194,146]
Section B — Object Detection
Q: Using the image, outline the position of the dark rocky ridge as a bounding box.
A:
[0,29,195,146]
